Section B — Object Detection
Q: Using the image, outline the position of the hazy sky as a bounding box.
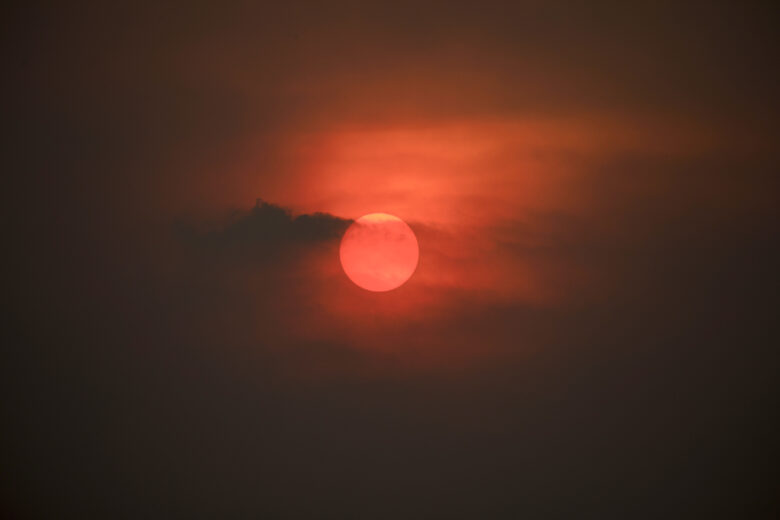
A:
[4,2,779,518]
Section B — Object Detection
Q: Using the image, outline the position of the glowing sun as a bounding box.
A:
[339,213,419,292]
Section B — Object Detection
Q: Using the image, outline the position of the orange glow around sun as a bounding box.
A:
[339,213,419,292]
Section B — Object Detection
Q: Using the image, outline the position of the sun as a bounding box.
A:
[339,213,419,292]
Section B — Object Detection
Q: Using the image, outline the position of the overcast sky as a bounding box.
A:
[4,2,779,518]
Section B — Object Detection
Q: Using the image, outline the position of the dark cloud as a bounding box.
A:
[177,199,351,262]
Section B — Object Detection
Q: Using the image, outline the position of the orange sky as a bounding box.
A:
[6,3,780,516]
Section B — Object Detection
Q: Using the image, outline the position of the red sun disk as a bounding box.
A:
[339,213,419,292]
